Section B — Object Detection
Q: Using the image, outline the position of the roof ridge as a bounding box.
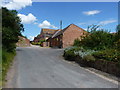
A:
[52,30,61,38]
[51,24,87,38]
[70,24,86,32]
[42,28,57,30]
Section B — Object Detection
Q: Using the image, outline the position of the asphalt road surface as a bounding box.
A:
[5,46,118,88]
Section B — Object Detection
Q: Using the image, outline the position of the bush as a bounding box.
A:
[92,49,120,62]
[64,49,76,61]
[116,39,120,50]
[74,49,96,58]
[73,38,81,47]
[2,7,24,52]
[83,55,95,61]
[64,46,96,61]
[82,30,114,50]
[64,46,79,61]
[31,42,41,45]
[73,25,116,50]
[74,49,96,62]
[2,7,23,86]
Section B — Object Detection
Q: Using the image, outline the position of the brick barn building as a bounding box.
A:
[47,24,87,48]
[33,28,58,43]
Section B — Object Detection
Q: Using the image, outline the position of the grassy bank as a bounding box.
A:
[2,49,16,86]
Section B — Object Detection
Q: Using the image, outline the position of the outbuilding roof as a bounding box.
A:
[52,24,86,38]
[41,28,58,34]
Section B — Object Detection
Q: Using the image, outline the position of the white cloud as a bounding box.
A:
[17,13,37,24]
[78,23,86,25]
[34,22,38,25]
[28,36,35,41]
[78,20,98,26]
[38,20,58,29]
[2,0,32,10]
[99,19,117,25]
[83,10,101,16]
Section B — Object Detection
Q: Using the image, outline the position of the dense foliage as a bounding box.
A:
[115,24,120,51]
[74,25,115,50]
[2,7,24,85]
[65,25,120,63]
[64,46,96,61]
[31,39,46,45]
[2,7,24,52]
[92,49,120,62]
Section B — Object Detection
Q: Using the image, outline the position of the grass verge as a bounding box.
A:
[1,49,16,87]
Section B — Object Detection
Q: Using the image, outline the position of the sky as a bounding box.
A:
[2,0,118,41]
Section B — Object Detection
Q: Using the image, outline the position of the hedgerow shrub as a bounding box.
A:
[64,46,82,60]
[74,25,115,50]
[31,42,41,45]
[2,7,24,86]
[64,46,96,61]
[2,7,24,52]
[65,46,85,52]
[81,30,114,50]
[82,55,95,61]
[64,49,76,61]
[115,25,120,50]
[74,49,96,58]
[73,39,81,47]
[65,25,120,63]
[92,49,120,62]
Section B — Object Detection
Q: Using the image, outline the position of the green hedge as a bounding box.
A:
[64,46,96,61]
[64,46,120,63]
[31,42,41,45]
[92,49,120,63]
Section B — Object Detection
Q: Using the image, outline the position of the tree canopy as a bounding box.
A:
[74,25,119,50]
[2,7,24,52]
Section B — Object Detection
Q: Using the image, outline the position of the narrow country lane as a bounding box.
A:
[5,46,118,88]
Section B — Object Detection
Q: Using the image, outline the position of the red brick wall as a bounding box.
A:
[42,42,49,47]
[48,35,62,48]
[62,24,87,48]
[47,24,87,48]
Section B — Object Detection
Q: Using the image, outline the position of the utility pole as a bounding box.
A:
[60,20,62,30]
[60,20,63,48]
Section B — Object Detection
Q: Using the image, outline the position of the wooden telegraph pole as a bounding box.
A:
[60,20,62,30]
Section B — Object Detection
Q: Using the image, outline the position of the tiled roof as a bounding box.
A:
[41,28,58,34]
[52,29,62,38]
[33,29,58,41]
[52,24,86,38]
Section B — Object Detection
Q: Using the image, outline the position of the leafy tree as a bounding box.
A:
[116,24,120,40]
[115,24,120,50]
[2,7,24,52]
[73,38,81,46]
[87,24,101,33]
[74,25,115,50]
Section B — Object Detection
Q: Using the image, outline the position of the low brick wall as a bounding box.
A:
[64,55,120,77]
